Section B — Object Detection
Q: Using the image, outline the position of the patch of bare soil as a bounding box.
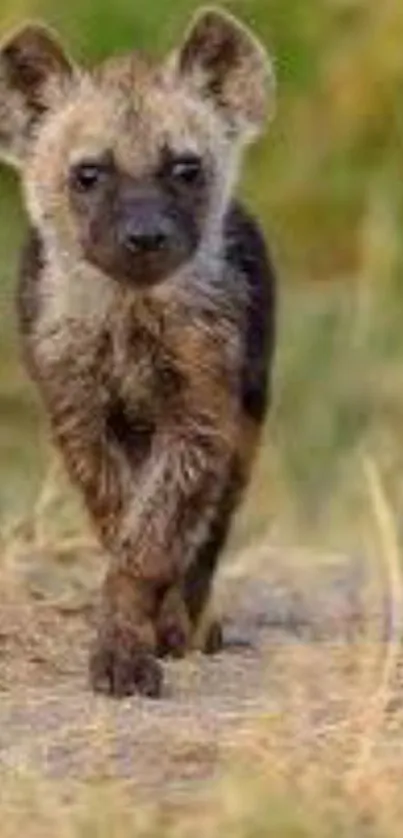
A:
[0,546,393,800]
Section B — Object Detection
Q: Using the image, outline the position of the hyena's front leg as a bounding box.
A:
[155,493,235,659]
[43,390,163,697]
[153,333,243,661]
[162,417,263,659]
[154,460,242,660]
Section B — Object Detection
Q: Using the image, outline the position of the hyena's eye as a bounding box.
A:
[164,153,204,187]
[69,160,110,193]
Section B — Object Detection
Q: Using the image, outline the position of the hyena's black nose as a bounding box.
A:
[124,228,167,254]
[120,216,171,255]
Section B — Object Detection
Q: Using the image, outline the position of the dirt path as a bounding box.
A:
[0,546,389,799]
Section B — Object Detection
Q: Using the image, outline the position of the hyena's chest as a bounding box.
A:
[29,266,177,415]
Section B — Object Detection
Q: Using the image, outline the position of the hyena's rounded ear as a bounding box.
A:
[170,7,275,139]
[0,23,74,166]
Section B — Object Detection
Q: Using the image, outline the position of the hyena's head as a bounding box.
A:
[0,8,274,286]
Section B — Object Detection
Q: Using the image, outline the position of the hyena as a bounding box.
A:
[0,8,276,697]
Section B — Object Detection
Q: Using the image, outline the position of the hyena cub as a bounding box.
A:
[0,8,276,697]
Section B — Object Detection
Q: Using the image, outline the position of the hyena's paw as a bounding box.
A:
[201,619,224,655]
[89,623,162,699]
[156,587,192,659]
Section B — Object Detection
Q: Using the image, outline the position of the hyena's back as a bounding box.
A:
[226,203,275,423]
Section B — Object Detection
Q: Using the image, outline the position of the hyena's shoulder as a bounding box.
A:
[224,202,276,422]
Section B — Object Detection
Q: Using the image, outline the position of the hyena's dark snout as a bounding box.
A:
[108,188,200,285]
[118,197,178,256]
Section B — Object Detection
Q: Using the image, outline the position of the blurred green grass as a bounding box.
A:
[0,0,403,549]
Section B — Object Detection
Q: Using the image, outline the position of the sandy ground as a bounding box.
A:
[0,545,392,800]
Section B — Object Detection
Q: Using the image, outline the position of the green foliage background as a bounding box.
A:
[0,0,402,549]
